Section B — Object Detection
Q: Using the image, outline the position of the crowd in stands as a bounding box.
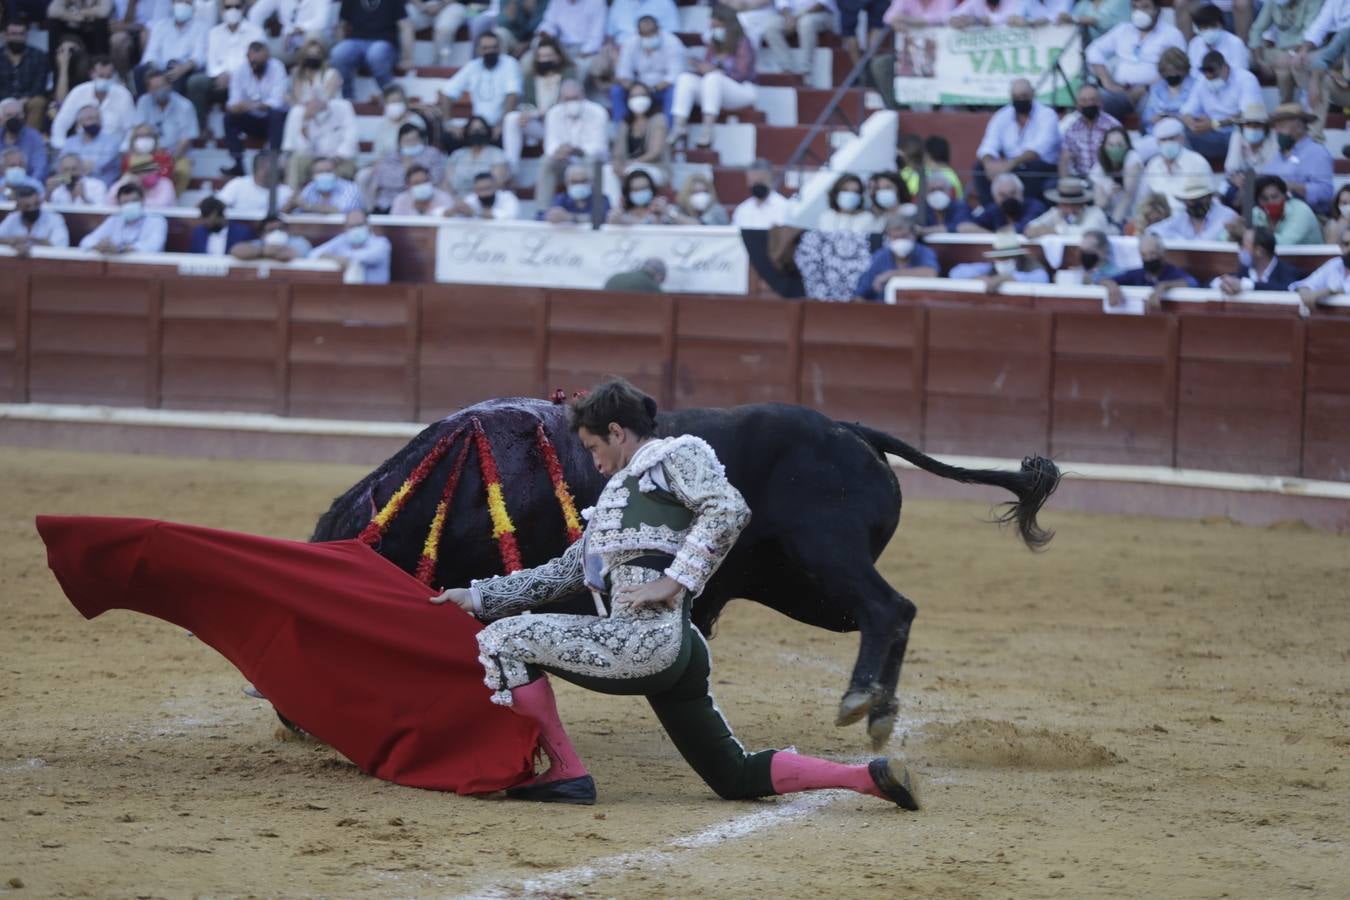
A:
[0,0,1346,300]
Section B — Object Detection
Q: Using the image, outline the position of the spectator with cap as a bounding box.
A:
[1103,232,1197,311]
[1178,49,1262,163]
[1260,102,1333,214]
[78,182,168,255]
[1211,225,1301,293]
[309,209,393,283]
[853,213,938,301]
[1251,174,1322,246]
[50,55,134,151]
[390,165,457,216]
[1248,0,1323,101]
[1025,177,1112,238]
[1147,175,1238,240]
[133,68,199,193]
[1140,46,1196,134]
[1141,117,1213,215]
[286,156,364,213]
[368,123,447,212]
[671,5,758,150]
[611,15,684,125]
[1291,229,1350,312]
[1187,4,1249,72]
[542,162,611,224]
[330,0,413,100]
[1295,0,1350,131]
[46,151,108,206]
[915,174,971,236]
[1,21,50,130]
[191,0,264,128]
[603,257,666,292]
[456,170,521,220]
[230,214,313,261]
[220,42,289,178]
[0,185,69,254]
[441,32,523,147]
[1060,83,1122,181]
[731,159,791,228]
[280,91,359,190]
[1086,0,1185,120]
[0,97,47,184]
[535,78,609,216]
[65,105,122,184]
[1221,103,1276,206]
[1090,126,1142,229]
[760,0,838,78]
[218,150,293,214]
[959,172,1047,235]
[1054,229,1121,285]
[188,195,256,255]
[134,0,208,95]
[972,78,1061,205]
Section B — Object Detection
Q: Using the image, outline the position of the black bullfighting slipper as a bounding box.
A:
[868,758,920,811]
[505,774,597,805]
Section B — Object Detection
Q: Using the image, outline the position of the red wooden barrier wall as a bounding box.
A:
[1,261,1347,483]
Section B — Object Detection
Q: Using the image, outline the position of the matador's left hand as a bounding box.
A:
[614,575,683,611]
[430,587,474,613]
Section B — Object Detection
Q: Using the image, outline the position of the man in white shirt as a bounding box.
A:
[217,151,294,214]
[282,95,358,189]
[78,183,169,255]
[45,153,109,207]
[610,15,685,123]
[49,57,136,150]
[249,0,335,63]
[0,186,71,254]
[1147,175,1238,240]
[222,43,290,176]
[731,159,791,228]
[187,0,265,129]
[536,79,609,215]
[459,171,520,219]
[1086,0,1186,119]
[443,32,523,144]
[309,209,393,283]
[1291,229,1350,311]
[134,1,209,95]
[1024,177,1112,238]
[1186,5,1248,73]
[1142,117,1215,214]
[1179,49,1262,162]
[973,78,1061,206]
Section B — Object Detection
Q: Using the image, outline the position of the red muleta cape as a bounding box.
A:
[35,515,539,795]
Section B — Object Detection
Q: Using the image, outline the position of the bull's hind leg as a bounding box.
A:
[865,606,915,749]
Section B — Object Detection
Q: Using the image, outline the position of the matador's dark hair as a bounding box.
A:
[568,378,658,438]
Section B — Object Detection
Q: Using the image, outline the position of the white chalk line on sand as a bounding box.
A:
[457,792,837,899]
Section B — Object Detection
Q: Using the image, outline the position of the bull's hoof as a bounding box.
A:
[835,690,875,727]
[867,707,897,751]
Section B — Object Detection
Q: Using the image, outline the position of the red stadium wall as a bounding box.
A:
[2,261,1348,483]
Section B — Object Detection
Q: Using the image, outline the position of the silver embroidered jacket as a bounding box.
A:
[470,435,751,620]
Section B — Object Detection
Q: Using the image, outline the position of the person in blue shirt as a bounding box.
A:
[916,176,972,237]
[959,173,1047,235]
[66,105,123,185]
[853,214,939,301]
[1103,232,1197,311]
[541,163,611,224]
[0,97,48,183]
[309,209,393,284]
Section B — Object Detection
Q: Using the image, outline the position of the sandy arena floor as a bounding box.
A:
[1,446,1348,899]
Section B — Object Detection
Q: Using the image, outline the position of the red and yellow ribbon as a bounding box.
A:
[472,417,523,573]
[415,437,472,586]
[359,427,464,547]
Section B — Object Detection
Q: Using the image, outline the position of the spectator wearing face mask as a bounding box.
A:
[309,209,392,283]
[1025,178,1112,238]
[65,105,122,185]
[1141,117,1213,215]
[1178,49,1261,163]
[1221,103,1276,207]
[441,32,523,147]
[287,40,342,106]
[535,79,609,215]
[502,36,575,167]
[368,123,446,212]
[611,15,684,125]
[0,148,43,200]
[949,232,1050,292]
[113,125,177,207]
[1,21,50,130]
[286,156,365,214]
[188,196,256,255]
[1059,83,1122,180]
[220,42,289,178]
[453,171,520,220]
[817,173,882,233]
[1324,185,1350,244]
[853,213,938,301]
[445,116,512,198]
[1054,229,1120,285]
[731,159,790,228]
[231,214,313,261]
[1260,102,1333,215]
[46,151,108,205]
[372,85,429,159]
[1211,225,1301,294]
[1291,230,1350,313]
[534,0,607,78]
[867,171,907,219]
[0,97,47,184]
[391,165,456,216]
[667,175,730,226]
[607,168,666,224]
[78,182,168,254]
[973,78,1061,206]
[50,55,135,151]
[190,0,264,127]
[1085,0,1185,119]
[1146,175,1237,240]
[1250,174,1322,246]
[0,185,70,254]
[281,92,359,190]
[1103,233,1196,310]
[915,175,971,236]
[611,83,671,187]
[959,172,1047,235]
[133,69,199,193]
[134,0,208,96]
[1140,46,1196,134]
[1187,4,1247,73]
[671,6,757,149]
[541,163,610,224]
[1090,126,1142,229]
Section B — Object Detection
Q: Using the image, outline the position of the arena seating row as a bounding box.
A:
[2,262,1346,481]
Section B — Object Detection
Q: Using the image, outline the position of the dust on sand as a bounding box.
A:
[1,447,1347,898]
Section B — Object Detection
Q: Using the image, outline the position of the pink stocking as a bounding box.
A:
[509,677,589,784]
[770,751,882,798]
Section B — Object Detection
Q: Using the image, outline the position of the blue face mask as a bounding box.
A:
[836,190,861,211]
[4,166,25,185]
[93,77,112,93]
[120,201,144,222]
[314,171,337,191]
[873,189,898,209]
[641,35,661,50]
[567,182,592,201]
[629,188,653,206]
[347,225,369,246]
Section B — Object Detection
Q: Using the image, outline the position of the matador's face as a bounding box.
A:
[578,425,629,478]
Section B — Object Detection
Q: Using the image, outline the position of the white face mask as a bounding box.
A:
[627,95,652,115]
[710,26,727,41]
[688,191,713,212]
[836,190,861,211]
[263,229,290,247]
[1201,28,1222,46]
[1243,127,1266,144]
[411,182,434,201]
[347,225,369,246]
[1159,140,1182,161]
[993,259,1018,275]
[5,165,26,184]
[223,7,243,25]
[385,101,407,120]
[1341,203,1350,219]
[173,2,193,23]
[889,237,915,258]
[120,200,144,222]
[132,136,155,154]
[1205,75,1225,92]
[873,189,898,209]
[1130,8,1153,29]
[926,190,951,211]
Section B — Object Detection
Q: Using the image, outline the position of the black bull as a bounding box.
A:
[312,398,1061,749]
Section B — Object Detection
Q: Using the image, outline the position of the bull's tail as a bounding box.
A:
[842,422,1061,550]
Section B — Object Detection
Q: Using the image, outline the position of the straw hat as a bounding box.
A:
[1238,103,1269,125]
[1173,175,1215,201]
[1044,177,1092,205]
[1268,102,1316,124]
[983,232,1027,259]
